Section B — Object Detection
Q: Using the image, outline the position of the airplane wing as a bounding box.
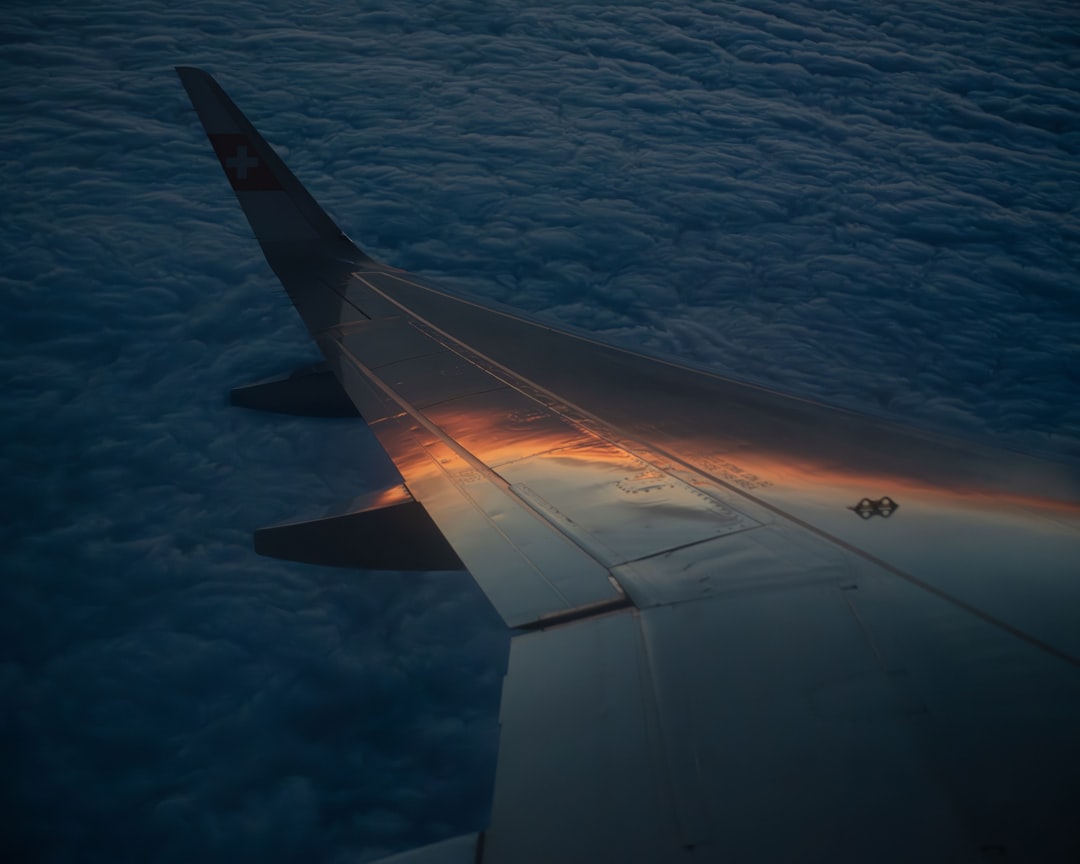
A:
[176,67,1080,863]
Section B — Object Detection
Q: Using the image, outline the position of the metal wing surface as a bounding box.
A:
[177,68,1080,863]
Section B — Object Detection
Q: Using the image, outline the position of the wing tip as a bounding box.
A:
[174,65,209,84]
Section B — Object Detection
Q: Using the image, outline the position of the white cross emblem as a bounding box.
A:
[226,144,259,180]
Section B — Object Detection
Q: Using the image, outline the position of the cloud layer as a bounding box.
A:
[2,0,1078,861]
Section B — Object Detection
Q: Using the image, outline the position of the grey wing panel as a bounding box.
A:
[483,573,1080,863]
[483,612,685,864]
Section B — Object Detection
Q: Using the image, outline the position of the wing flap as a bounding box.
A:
[482,585,972,864]
[484,611,685,863]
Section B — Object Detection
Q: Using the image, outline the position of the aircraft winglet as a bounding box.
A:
[176,66,365,253]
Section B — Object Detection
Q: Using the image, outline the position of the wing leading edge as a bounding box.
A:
[178,68,1080,862]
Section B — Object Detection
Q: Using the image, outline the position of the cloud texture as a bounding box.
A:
[2,0,1078,861]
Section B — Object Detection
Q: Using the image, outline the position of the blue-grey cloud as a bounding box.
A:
[2,0,1078,861]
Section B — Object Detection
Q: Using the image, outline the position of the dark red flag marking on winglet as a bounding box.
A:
[208,133,281,192]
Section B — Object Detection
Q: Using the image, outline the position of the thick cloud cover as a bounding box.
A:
[2,0,1078,861]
